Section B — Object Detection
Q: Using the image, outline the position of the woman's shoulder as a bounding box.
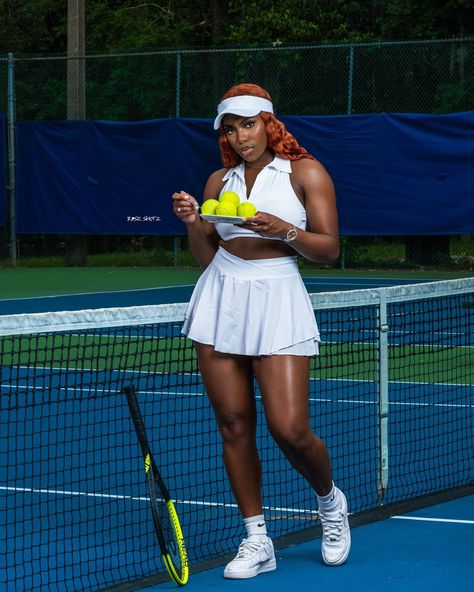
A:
[290,157,334,197]
[291,157,332,183]
[204,167,230,199]
[290,156,324,173]
[208,167,229,183]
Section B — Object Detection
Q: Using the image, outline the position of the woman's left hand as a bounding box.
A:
[239,211,291,240]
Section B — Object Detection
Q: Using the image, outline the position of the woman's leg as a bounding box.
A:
[195,343,262,518]
[252,354,350,566]
[196,343,277,579]
[252,354,333,496]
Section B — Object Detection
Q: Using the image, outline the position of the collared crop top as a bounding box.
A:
[215,156,307,242]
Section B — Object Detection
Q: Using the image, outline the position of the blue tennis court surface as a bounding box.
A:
[151,494,474,592]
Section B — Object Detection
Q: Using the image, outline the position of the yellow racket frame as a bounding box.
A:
[162,499,189,586]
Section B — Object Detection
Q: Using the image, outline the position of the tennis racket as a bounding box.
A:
[123,385,189,586]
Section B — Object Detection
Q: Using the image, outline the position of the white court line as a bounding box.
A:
[4,363,473,390]
[392,515,474,525]
[314,376,473,388]
[0,284,197,303]
[6,365,473,389]
[4,488,473,524]
[0,485,317,516]
[1,381,473,409]
[1,383,473,408]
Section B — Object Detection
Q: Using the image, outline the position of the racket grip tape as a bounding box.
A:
[123,385,149,450]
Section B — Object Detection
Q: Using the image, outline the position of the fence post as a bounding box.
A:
[340,237,346,270]
[67,0,86,120]
[173,236,180,266]
[7,53,17,266]
[347,45,354,114]
[175,52,181,118]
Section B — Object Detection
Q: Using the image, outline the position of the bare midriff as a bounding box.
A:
[219,237,295,260]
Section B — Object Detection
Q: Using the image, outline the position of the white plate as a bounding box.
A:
[201,214,247,224]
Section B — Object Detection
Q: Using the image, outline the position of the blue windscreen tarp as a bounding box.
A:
[0,113,6,225]
[15,112,474,235]
[16,119,220,236]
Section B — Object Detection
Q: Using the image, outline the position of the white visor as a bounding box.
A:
[213,96,274,130]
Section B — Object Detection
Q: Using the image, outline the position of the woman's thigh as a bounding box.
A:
[194,343,256,429]
[252,355,311,436]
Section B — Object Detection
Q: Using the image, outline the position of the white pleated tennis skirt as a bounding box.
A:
[182,247,320,356]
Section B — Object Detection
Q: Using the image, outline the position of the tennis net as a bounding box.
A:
[1,278,472,591]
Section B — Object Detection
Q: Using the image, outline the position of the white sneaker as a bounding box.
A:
[223,536,277,579]
[319,488,351,566]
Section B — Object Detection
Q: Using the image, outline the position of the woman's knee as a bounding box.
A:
[216,410,256,444]
[269,421,314,454]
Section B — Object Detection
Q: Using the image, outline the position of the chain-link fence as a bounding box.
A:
[1,38,473,269]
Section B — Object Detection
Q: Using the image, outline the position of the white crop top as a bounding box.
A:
[215,156,307,242]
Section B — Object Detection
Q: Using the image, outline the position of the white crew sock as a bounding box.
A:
[317,482,340,514]
[244,515,268,540]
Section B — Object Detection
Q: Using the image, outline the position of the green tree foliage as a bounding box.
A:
[0,0,473,55]
[226,0,379,45]
[74,1,196,50]
[376,0,474,40]
[0,0,65,53]
[0,1,221,54]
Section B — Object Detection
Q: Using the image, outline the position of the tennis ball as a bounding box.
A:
[215,201,237,216]
[237,202,257,218]
[201,199,219,215]
[219,191,240,207]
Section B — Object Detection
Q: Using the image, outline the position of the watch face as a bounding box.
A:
[286,228,297,242]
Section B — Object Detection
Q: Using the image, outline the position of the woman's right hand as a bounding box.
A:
[172,191,200,225]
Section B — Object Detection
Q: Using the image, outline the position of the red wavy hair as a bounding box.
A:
[217,83,315,168]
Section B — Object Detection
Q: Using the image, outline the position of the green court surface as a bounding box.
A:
[0,267,202,299]
[5,334,469,387]
[0,266,471,300]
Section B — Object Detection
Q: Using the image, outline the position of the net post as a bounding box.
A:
[377,290,389,500]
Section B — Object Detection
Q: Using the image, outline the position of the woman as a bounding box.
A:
[172,83,350,579]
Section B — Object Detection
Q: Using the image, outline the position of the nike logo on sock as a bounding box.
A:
[257,523,265,528]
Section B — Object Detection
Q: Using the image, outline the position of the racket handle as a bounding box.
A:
[123,385,149,450]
